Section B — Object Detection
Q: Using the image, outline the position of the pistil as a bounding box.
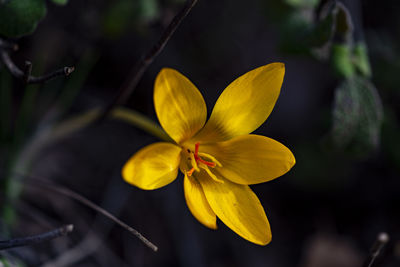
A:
[185,142,222,183]
[194,142,216,167]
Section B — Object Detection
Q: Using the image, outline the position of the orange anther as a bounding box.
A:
[187,167,195,176]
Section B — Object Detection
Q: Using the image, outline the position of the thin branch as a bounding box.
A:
[362,232,389,267]
[23,61,33,84]
[20,174,158,252]
[0,48,75,84]
[0,224,74,250]
[0,38,18,51]
[99,0,198,120]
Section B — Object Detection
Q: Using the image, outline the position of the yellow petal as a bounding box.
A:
[202,134,295,185]
[154,68,207,144]
[122,142,181,190]
[194,63,285,143]
[184,173,217,229]
[198,173,271,245]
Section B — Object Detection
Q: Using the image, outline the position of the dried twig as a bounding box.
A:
[0,48,74,84]
[20,174,158,252]
[23,61,33,84]
[0,224,74,250]
[99,0,198,120]
[0,38,18,51]
[362,232,389,267]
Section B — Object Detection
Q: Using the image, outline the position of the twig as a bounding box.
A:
[99,0,198,120]
[20,174,158,252]
[0,38,18,51]
[23,61,33,84]
[0,224,74,250]
[362,232,389,267]
[0,48,74,84]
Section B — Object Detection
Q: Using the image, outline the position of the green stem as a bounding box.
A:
[111,107,171,142]
[48,107,170,143]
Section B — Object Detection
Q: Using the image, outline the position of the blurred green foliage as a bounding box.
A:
[0,253,25,267]
[331,44,355,78]
[50,0,68,5]
[332,76,383,155]
[103,0,159,38]
[0,0,69,38]
[285,0,319,8]
[0,0,46,37]
[353,43,371,78]
[266,0,382,156]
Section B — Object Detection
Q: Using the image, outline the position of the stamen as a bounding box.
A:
[198,152,222,167]
[185,142,221,179]
[197,157,216,167]
[187,167,195,176]
[189,153,200,172]
[203,165,224,183]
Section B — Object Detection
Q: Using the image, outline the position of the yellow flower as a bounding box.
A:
[122,63,295,245]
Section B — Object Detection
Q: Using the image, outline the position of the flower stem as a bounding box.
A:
[111,107,172,142]
[0,224,74,250]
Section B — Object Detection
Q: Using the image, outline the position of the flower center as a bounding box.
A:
[185,142,222,182]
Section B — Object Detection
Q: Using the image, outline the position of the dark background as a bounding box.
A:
[0,0,399,266]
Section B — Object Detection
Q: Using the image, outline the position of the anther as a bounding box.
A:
[185,142,220,177]
[187,168,195,176]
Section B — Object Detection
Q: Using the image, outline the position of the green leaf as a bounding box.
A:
[353,42,372,78]
[138,0,159,22]
[103,0,136,38]
[284,0,320,8]
[331,44,355,78]
[50,0,68,5]
[0,0,47,37]
[277,11,314,55]
[331,76,383,156]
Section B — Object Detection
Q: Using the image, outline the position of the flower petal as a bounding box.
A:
[154,68,207,144]
[194,63,285,142]
[184,173,217,229]
[202,134,295,185]
[198,173,271,245]
[122,142,181,190]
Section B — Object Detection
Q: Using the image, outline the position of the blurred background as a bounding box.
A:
[0,0,399,266]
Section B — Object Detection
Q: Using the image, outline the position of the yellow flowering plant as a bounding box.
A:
[122,63,295,245]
